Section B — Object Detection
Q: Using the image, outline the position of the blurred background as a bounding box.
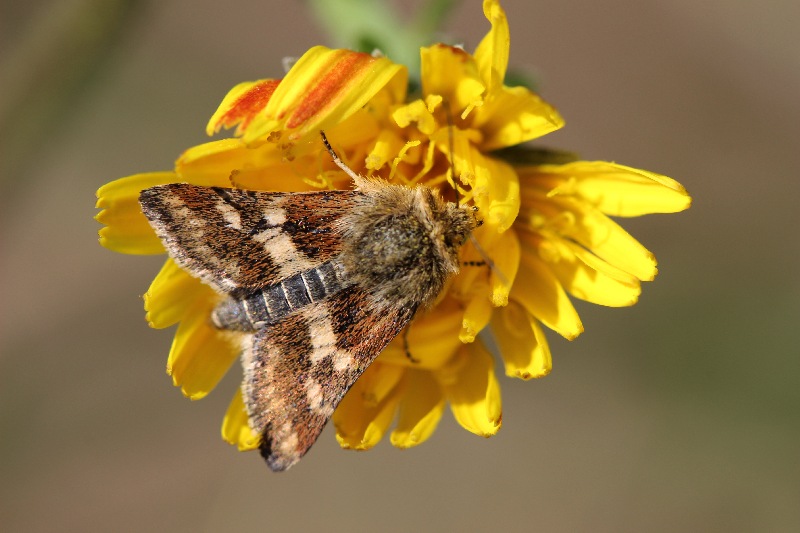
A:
[1,0,798,531]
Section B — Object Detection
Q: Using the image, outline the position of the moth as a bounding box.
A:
[139,132,480,471]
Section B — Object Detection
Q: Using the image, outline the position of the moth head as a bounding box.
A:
[439,201,479,252]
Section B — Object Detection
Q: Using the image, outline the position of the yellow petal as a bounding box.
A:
[491,301,552,379]
[176,139,298,188]
[520,190,658,281]
[365,128,405,172]
[206,78,281,136]
[523,232,642,307]
[460,292,493,343]
[95,172,175,254]
[474,86,565,150]
[221,389,260,451]
[511,248,583,340]
[420,44,486,116]
[183,115,381,191]
[474,0,509,91]
[243,47,407,146]
[440,343,502,437]
[488,226,520,306]
[167,302,239,400]
[560,237,642,284]
[380,296,464,369]
[352,362,406,408]
[390,370,445,448]
[392,98,438,135]
[521,161,692,216]
[450,145,520,233]
[144,259,208,329]
[333,363,403,450]
[483,154,521,233]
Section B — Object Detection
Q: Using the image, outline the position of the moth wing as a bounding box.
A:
[139,184,360,293]
[242,285,417,471]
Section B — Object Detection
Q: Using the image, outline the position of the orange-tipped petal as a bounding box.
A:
[206,79,281,136]
[243,47,407,146]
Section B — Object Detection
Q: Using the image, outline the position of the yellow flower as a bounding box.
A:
[96,0,690,456]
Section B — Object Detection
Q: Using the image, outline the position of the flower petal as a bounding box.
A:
[491,301,552,379]
[392,98,438,135]
[167,302,239,400]
[95,172,175,254]
[144,259,208,329]
[390,370,445,448]
[460,292,493,343]
[487,226,520,306]
[420,44,485,117]
[221,389,260,451]
[520,161,692,216]
[522,232,642,307]
[365,128,405,171]
[512,248,583,339]
[478,153,521,233]
[206,79,281,136]
[243,47,407,146]
[183,113,382,192]
[380,296,464,369]
[475,86,565,150]
[333,363,404,450]
[447,144,520,233]
[520,189,658,281]
[176,139,298,188]
[474,0,509,91]
[440,343,502,437]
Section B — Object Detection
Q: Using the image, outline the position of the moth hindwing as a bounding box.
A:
[139,162,478,471]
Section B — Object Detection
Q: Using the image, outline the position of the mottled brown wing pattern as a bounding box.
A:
[139,184,360,293]
[242,284,418,471]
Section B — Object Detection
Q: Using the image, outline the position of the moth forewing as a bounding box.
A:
[138,134,479,471]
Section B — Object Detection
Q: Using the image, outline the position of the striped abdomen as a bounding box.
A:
[212,260,346,331]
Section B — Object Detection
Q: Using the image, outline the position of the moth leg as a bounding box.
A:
[402,327,420,364]
[462,260,487,267]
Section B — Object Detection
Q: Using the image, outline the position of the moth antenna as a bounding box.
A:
[320,131,361,182]
[468,233,508,287]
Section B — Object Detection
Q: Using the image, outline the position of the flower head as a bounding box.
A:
[96,0,690,459]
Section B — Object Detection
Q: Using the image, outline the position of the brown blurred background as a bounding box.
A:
[1,0,798,531]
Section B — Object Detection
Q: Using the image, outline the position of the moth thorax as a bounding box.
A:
[341,186,477,308]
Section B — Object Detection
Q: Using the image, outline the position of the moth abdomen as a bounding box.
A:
[212,260,347,331]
